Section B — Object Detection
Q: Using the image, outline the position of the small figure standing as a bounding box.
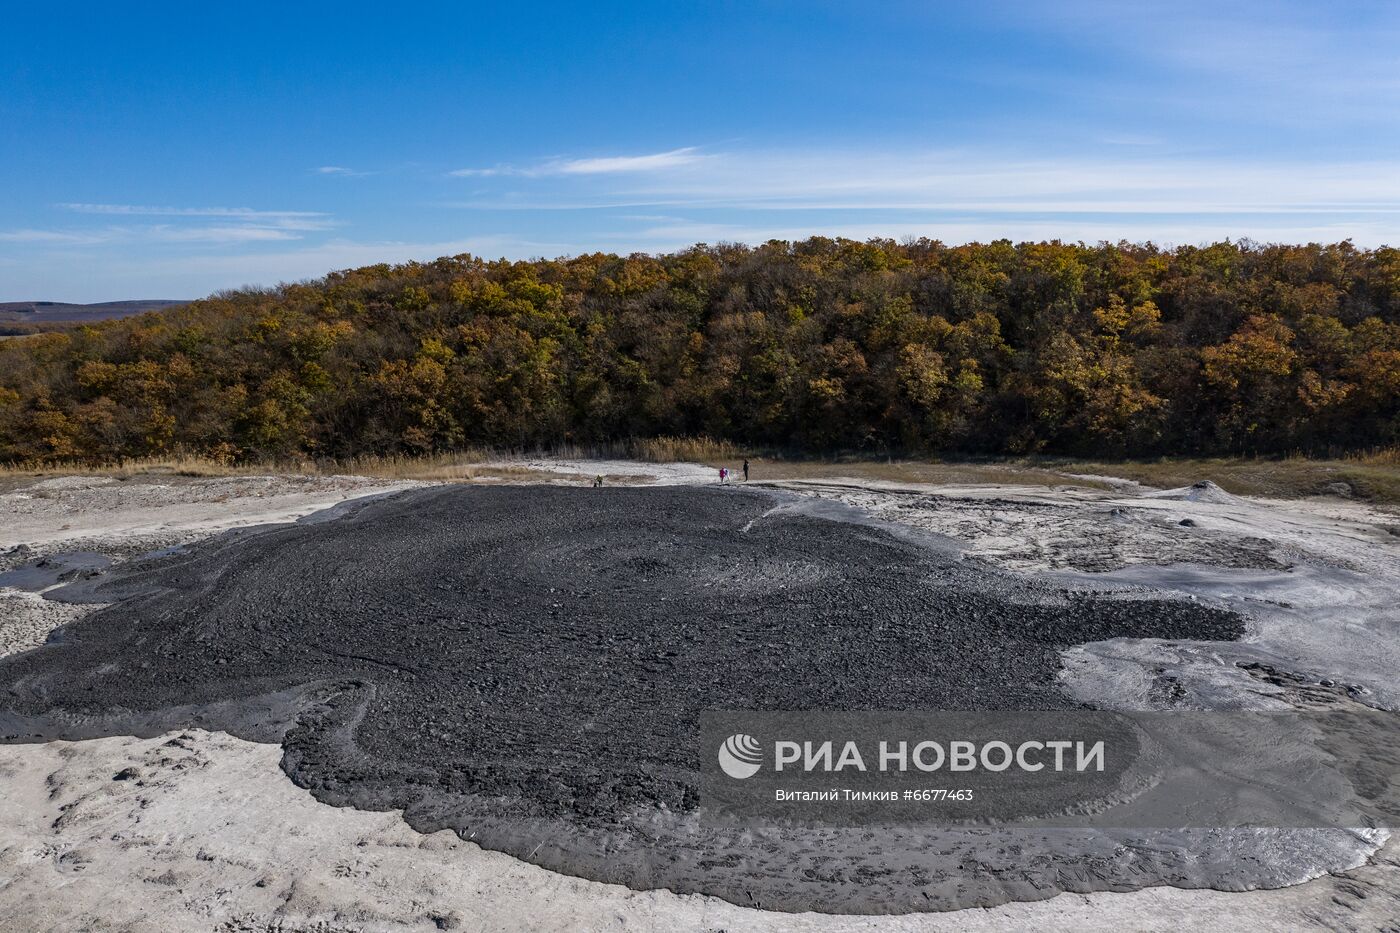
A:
[719,467,728,484]
[742,458,750,482]
[592,474,603,488]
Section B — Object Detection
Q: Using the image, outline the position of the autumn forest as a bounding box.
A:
[2,237,1399,464]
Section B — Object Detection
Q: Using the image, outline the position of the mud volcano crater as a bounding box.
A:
[0,485,1246,911]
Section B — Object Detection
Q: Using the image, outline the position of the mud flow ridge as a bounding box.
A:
[0,485,1246,912]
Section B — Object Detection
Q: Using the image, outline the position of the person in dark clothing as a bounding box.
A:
[742,458,749,481]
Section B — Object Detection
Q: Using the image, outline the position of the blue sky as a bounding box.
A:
[3,1,1400,301]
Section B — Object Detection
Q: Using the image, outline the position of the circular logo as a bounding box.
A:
[718,733,762,779]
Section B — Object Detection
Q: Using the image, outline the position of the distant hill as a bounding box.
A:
[0,300,189,324]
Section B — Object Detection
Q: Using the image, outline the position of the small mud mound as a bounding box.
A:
[1144,480,1241,505]
[0,485,1247,913]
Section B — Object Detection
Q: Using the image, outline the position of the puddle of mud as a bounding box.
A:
[0,551,112,591]
[0,485,1314,913]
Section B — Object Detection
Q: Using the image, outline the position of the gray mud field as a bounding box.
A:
[0,485,1253,912]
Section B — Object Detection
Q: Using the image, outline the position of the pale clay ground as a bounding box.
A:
[1,464,1398,932]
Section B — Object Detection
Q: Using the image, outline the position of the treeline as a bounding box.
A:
[2,237,1399,463]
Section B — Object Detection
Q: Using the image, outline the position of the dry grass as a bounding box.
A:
[1355,446,1400,467]
[0,453,286,480]
[0,451,517,484]
[0,436,738,483]
[318,451,491,480]
[537,436,739,463]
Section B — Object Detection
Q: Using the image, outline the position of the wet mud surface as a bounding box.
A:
[0,485,1262,911]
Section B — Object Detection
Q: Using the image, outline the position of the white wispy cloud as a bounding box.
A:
[1,225,313,246]
[314,166,373,177]
[22,203,340,246]
[4,202,339,252]
[148,225,306,243]
[449,166,508,178]
[444,148,1400,219]
[58,203,330,220]
[547,147,705,175]
[450,147,707,179]
[1097,134,1163,147]
[0,229,112,244]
